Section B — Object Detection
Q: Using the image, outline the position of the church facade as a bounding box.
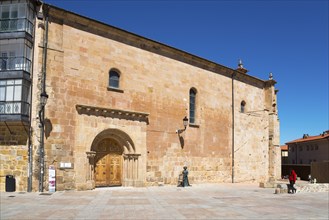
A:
[0,0,280,192]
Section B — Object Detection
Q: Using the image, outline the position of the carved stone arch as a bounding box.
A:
[87,128,141,188]
[91,128,135,154]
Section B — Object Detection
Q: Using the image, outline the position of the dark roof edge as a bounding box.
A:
[44,3,268,86]
[285,134,329,145]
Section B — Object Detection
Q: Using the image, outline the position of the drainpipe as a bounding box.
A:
[39,6,49,192]
[27,17,36,193]
[231,71,235,183]
[27,125,32,192]
[28,0,44,194]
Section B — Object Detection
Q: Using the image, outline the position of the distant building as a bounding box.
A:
[280,145,288,164]
[282,131,329,182]
[286,131,329,164]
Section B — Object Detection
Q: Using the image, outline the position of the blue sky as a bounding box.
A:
[45,0,328,145]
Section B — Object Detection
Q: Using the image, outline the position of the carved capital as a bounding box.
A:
[86,151,96,159]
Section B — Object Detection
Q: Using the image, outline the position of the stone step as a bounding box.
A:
[275,183,329,194]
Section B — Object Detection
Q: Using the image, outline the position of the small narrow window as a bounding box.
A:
[240,101,246,113]
[109,69,120,89]
[189,88,197,124]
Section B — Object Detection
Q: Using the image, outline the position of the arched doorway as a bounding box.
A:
[88,128,141,187]
[94,139,123,186]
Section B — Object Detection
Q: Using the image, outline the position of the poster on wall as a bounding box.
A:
[49,165,56,192]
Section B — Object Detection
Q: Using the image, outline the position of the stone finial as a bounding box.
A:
[236,59,248,74]
[238,59,244,69]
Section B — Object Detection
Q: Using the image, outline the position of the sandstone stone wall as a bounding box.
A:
[24,7,280,191]
[0,125,29,192]
[233,80,270,183]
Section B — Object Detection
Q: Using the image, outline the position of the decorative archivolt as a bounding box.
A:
[90,128,135,154]
[94,139,123,154]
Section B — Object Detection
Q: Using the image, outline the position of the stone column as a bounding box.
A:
[123,154,141,186]
[86,151,96,189]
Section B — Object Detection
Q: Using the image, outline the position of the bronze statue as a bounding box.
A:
[177,166,191,187]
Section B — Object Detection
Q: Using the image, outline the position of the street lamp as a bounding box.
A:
[39,91,48,192]
[176,116,189,134]
[40,91,48,107]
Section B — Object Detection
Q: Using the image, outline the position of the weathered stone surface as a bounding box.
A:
[1,3,280,192]
[0,143,28,192]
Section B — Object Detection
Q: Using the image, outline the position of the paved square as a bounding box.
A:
[1,183,328,219]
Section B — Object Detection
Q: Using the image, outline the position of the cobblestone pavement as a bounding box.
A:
[1,183,328,220]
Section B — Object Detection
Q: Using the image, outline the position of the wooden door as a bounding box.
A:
[109,154,122,185]
[95,154,107,186]
[95,153,122,187]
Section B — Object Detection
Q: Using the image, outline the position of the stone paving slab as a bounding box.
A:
[1,183,328,220]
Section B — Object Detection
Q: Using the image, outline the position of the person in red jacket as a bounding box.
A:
[288,169,297,194]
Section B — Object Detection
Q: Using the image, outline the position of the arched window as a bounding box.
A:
[240,100,246,113]
[189,88,197,124]
[109,69,120,88]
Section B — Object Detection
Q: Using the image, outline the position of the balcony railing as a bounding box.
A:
[0,56,31,73]
[0,101,30,116]
[0,18,34,35]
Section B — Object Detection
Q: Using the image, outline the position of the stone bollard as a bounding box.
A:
[275,188,280,194]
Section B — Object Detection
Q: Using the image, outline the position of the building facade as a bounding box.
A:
[280,145,288,164]
[0,0,281,192]
[286,131,329,165]
[283,131,329,182]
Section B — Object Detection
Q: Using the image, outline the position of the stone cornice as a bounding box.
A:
[264,79,277,87]
[76,104,149,123]
[46,4,269,88]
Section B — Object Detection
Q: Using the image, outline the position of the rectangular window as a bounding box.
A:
[1,5,10,19]
[18,4,26,18]
[1,52,7,70]
[189,89,196,124]
[0,38,32,72]
[0,87,5,101]
[6,84,14,101]
[10,5,18,18]
[0,79,30,115]
[0,2,34,34]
